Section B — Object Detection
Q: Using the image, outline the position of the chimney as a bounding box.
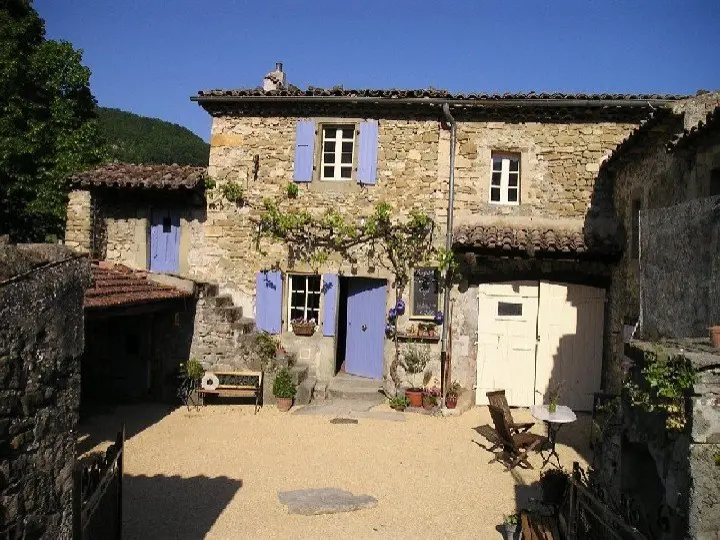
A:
[262,62,286,91]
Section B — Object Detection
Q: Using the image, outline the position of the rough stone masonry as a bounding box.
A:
[0,245,90,539]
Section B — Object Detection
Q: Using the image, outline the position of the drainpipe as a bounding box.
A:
[440,103,456,406]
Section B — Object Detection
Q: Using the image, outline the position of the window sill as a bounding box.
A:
[396,332,441,342]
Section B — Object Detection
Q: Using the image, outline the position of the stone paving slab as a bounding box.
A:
[278,488,378,515]
[292,399,406,422]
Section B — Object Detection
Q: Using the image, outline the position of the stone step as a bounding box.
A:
[219,306,244,322]
[327,373,384,401]
[199,282,220,297]
[313,381,328,402]
[296,376,316,406]
[231,317,256,335]
[206,294,234,308]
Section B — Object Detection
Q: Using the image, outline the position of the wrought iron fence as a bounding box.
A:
[562,462,648,540]
[73,425,124,540]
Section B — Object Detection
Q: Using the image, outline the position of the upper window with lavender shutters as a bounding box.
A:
[489,152,521,205]
[320,125,356,181]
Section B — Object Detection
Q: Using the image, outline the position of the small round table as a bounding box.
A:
[530,404,577,469]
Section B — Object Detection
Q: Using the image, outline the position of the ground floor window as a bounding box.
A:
[288,274,321,323]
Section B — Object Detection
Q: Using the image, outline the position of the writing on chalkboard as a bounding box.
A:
[411,267,439,317]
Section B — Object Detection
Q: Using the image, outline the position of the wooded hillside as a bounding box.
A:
[98,107,209,166]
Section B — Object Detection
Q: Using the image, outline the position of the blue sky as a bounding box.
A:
[36,0,720,141]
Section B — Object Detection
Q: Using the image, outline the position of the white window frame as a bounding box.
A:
[489,152,521,205]
[320,125,355,181]
[287,274,322,325]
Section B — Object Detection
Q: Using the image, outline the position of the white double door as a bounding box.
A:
[476,281,605,411]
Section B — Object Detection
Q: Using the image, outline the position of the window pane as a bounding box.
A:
[307,276,321,293]
[324,128,336,138]
[509,159,519,172]
[323,152,335,164]
[308,293,320,311]
[342,142,353,153]
[323,166,334,178]
[490,187,501,202]
[508,173,519,187]
[491,172,502,186]
[341,152,352,164]
[508,189,518,202]
[492,157,503,171]
[324,141,334,153]
[340,167,352,178]
[498,302,523,316]
[291,291,305,307]
[291,308,305,320]
[341,127,354,139]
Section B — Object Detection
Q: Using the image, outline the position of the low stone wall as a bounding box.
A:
[0,245,90,539]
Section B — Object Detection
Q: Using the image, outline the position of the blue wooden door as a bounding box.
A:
[149,209,180,273]
[345,278,386,379]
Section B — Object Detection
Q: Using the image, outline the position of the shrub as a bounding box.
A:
[181,358,204,381]
[273,367,297,399]
[286,182,299,198]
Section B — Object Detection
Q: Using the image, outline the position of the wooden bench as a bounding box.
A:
[521,510,561,540]
[197,371,263,414]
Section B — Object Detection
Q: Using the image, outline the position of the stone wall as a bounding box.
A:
[0,245,90,539]
[65,190,92,254]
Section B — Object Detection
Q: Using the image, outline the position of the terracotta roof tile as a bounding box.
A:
[453,222,619,257]
[196,87,686,101]
[69,163,207,190]
[85,261,192,309]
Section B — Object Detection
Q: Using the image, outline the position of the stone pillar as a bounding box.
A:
[64,189,92,253]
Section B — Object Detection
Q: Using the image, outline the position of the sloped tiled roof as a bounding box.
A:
[85,262,192,309]
[668,106,720,152]
[195,87,685,102]
[69,163,207,190]
[453,220,619,257]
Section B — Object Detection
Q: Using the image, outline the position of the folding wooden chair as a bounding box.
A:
[486,390,535,434]
[488,405,546,471]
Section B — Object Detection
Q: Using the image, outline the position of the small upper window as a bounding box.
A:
[490,153,520,205]
[321,125,355,181]
[288,275,321,324]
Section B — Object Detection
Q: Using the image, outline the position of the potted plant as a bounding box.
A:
[389,395,409,411]
[273,367,296,412]
[400,343,431,407]
[291,318,316,336]
[546,382,564,413]
[422,387,440,410]
[540,468,569,506]
[179,358,204,405]
[709,325,720,348]
[503,513,519,540]
[445,381,461,409]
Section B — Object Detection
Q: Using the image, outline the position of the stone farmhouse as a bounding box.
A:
[66,64,704,410]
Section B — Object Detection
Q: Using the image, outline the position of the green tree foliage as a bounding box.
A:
[0,0,104,242]
[98,107,209,167]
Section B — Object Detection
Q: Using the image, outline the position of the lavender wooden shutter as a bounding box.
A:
[357,120,378,185]
[293,120,315,183]
[255,270,283,334]
[322,274,339,336]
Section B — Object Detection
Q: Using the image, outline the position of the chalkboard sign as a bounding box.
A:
[411,267,439,317]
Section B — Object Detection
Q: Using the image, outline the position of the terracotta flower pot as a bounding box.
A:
[709,326,720,348]
[423,400,435,410]
[405,388,423,408]
[445,395,458,409]
[276,397,293,412]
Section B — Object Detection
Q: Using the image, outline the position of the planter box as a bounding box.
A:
[291,324,316,336]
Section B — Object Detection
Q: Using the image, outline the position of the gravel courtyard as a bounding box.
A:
[79,403,591,539]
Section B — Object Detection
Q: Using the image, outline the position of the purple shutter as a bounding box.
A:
[357,120,378,185]
[322,274,339,336]
[293,120,315,183]
[255,270,283,334]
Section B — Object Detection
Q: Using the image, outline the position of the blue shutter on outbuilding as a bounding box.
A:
[293,120,315,183]
[357,120,379,185]
[255,270,283,334]
[322,274,339,336]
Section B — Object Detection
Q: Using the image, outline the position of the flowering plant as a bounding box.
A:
[291,317,316,326]
[424,386,441,398]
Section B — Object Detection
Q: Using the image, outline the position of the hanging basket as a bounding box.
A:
[292,322,316,336]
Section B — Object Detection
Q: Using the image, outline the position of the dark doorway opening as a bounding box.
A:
[335,276,350,374]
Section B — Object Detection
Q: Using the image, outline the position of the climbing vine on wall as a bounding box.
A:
[624,344,696,430]
[254,199,455,298]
